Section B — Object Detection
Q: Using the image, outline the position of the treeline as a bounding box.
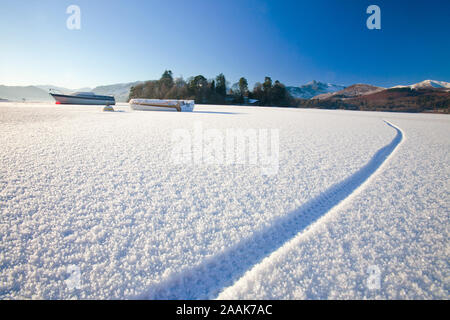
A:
[128,70,295,106]
[250,77,294,106]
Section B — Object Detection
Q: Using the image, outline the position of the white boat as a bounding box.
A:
[129,99,194,112]
[50,92,115,105]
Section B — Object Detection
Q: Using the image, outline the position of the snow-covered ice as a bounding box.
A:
[218,113,449,300]
[0,102,448,299]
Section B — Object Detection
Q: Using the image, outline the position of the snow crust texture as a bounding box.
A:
[218,113,449,300]
[0,103,448,299]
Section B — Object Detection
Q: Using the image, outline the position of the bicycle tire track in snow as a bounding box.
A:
[141,121,404,300]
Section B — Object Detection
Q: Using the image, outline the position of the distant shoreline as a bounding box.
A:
[1,100,448,115]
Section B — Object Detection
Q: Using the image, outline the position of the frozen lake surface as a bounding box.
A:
[0,102,448,299]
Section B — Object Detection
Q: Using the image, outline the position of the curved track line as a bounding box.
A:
[140,120,404,300]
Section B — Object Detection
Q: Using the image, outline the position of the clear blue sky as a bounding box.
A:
[0,0,449,89]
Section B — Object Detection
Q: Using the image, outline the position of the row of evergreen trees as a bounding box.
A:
[128,70,295,107]
[250,77,294,107]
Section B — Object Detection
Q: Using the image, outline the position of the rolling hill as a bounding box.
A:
[392,80,450,90]
[92,81,143,102]
[313,84,385,100]
[0,85,52,102]
[297,84,450,113]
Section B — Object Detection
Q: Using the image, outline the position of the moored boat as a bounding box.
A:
[50,92,115,105]
[129,99,194,112]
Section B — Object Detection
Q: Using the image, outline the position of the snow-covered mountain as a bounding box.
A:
[35,85,93,95]
[92,81,143,102]
[287,80,345,99]
[35,85,72,94]
[313,84,385,100]
[0,85,53,101]
[392,80,450,90]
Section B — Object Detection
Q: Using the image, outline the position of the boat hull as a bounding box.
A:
[50,93,115,105]
[130,104,179,112]
[129,99,194,112]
